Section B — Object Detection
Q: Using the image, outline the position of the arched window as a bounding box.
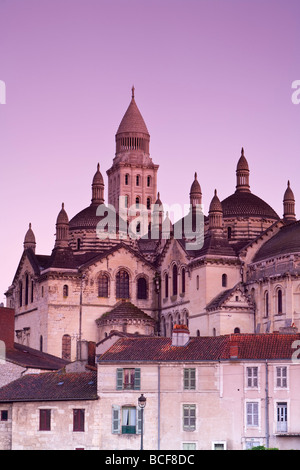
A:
[137,277,147,300]
[62,334,71,361]
[31,280,34,303]
[136,175,140,186]
[25,274,29,305]
[222,273,227,287]
[147,197,151,210]
[124,195,129,208]
[19,281,23,307]
[63,284,69,297]
[165,273,169,298]
[213,328,216,337]
[277,289,283,314]
[196,275,199,290]
[116,270,130,299]
[227,226,232,239]
[77,238,81,250]
[98,274,109,298]
[147,175,151,187]
[172,264,178,296]
[135,196,140,207]
[234,327,240,334]
[125,174,129,185]
[265,291,269,317]
[182,268,186,294]
[40,335,43,352]
[197,329,200,336]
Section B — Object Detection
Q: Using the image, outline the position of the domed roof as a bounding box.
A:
[190,172,201,195]
[236,148,249,171]
[209,189,222,213]
[116,87,149,136]
[92,163,104,185]
[253,221,300,262]
[283,180,295,201]
[24,223,35,244]
[221,191,279,220]
[56,203,69,225]
[69,204,127,234]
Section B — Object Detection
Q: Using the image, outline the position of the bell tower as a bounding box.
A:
[106,88,159,219]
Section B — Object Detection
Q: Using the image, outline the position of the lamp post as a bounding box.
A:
[138,394,146,450]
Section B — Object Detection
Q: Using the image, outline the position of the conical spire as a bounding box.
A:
[91,163,104,205]
[115,87,150,157]
[236,147,250,192]
[283,180,296,221]
[55,203,69,248]
[24,223,36,252]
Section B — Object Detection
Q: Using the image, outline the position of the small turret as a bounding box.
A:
[283,180,296,222]
[236,147,250,193]
[189,172,202,208]
[55,203,69,248]
[91,163,105,205]
[209,189,223,231]
[23,223,36,252]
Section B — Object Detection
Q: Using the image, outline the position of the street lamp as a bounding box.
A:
[138,394,146,450]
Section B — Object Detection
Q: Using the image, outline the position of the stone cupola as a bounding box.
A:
[236,147,250,193]
[23,223,36,252]
[55,203,69,248]
[283,180,296,222]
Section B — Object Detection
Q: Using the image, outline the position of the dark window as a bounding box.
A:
[227,226,232,239]
[277,289,283,314]
[25,274,29,306]
[147,197,151,210]
[135,196,140,207]
[116,270,129,299]
[137,277,147,299]
[0,410,8,421]
[39,409,51,431]
[31,280,34,303]
[98,274,109,297]
[165,273,169,298]
[147,175,151,187]
[77,238,81,250]
[136,175,140,186]
[265,292,269,317]
[182,268,186,294]
[125,174,129,185]
[73,409,85,432]
[234,327,240,334]
[19,281,23,307]
[222,274,227,287]
[172,265,178,296]
[40,335,43,352]
[63,284,69,297]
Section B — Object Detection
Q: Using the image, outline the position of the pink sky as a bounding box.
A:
[0,0,300,302]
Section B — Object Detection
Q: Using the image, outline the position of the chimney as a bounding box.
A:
[172,324,190,347]
[230,342,239,359]
[0,307,15,350]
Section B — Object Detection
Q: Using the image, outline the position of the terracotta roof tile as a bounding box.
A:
[0,371,97,402]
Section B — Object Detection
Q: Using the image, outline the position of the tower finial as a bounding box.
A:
[132,85,135,99]
[241,147,244,156]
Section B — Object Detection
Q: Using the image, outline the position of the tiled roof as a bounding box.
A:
[98,333,300,362]
[253,220,300,262]
[99,335,228,362]
[221,191,279,220]
[0,371,97,402]
[6,343,69,370]
[97,300,155,324]
[116,96,149,135]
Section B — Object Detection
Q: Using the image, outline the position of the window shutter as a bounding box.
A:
[183,369,189,389]
[134,368,141,390]
[112,405,121,434]
[116,368,123,390]
[137,407,142,435]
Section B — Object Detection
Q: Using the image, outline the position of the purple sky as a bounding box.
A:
[0,0,300,303]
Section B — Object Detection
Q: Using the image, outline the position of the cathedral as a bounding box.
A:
[5,88,300,361]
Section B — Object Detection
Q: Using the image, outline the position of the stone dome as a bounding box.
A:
[209,190,223,213]
[190,172,201,195]
[283,180,295,202]
[56,203,69,225]
[24,223,36,245]
[92,163,104,185]
[253,220,300,262]
[221,191,279,220]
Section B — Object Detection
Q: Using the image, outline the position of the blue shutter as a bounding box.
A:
[134,368,141,390]
[116,368,123,390]
[112,405,121,434]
